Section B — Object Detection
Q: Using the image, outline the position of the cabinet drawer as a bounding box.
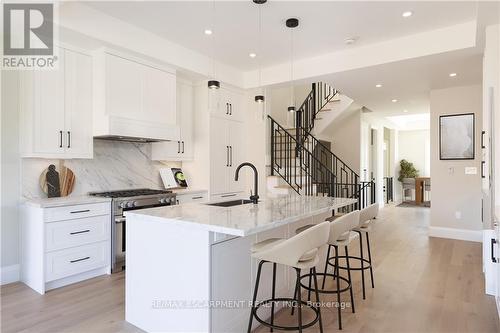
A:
[177,192,208,204]
[44,202,111,222]
[45,242,109,282]
[45,215,110,252]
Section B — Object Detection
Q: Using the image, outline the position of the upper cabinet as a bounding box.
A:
[210,87,244,122]
[93,50,179,141]
[151,79,194,161]
[19,46,93,159]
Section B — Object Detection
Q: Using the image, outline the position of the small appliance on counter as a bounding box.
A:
[160,167,188,189]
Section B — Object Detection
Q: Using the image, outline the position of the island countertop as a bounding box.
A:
[125,195,357,236]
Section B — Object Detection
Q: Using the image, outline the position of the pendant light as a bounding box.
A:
[253,0,266,103]
[286,18,299,112]
[208,0,220,89]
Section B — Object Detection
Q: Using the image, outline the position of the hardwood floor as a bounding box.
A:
[2,205,499,333]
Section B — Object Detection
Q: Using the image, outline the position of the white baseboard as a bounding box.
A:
[1,264,20,285]
[428,226,482,242]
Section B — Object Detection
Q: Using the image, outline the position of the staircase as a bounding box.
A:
[268,82,375,209]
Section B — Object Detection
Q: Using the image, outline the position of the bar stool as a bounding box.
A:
[299,210,359,330]
[335,203,378,299]
[248,222,330,333]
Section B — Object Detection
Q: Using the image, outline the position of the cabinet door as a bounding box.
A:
[64,49,93,158]
[210,117,229,195]
[32,51,66,156]
[179,82,194,160]
[142,66,176,127]
[228,90,244,122]
[105,54,142,120]
[228,121,245,193]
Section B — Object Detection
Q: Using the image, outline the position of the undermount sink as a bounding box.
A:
[206,199,254,207]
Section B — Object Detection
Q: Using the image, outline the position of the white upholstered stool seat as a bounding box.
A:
[329,231,359,247]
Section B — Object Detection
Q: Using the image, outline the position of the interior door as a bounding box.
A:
[64,49,93,158]
[33,49,66,155]
[228,120,245,193]
[210,117,229,195]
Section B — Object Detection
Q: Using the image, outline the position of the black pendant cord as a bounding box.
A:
[254,0,266,103]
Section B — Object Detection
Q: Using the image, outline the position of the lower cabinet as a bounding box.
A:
[21,201,111,294]
[175,191,208,205]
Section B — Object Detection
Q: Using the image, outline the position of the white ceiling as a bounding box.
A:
[85,1,479,71]
[318,48,483,117]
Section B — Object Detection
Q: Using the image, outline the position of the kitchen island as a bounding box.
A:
[125,195,357,332]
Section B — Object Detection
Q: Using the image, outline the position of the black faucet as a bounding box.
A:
[234,162,259,204]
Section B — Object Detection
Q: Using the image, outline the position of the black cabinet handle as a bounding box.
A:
[481,131,486,149]
[59,131,63,148]
[491,238,497,263]
[226,146,229,167]
[182,141,185,154]
[229,146,233,166]
[221,193,237,198]
[70,229,90,235]
[67,131,71,148]
[229,103,232,115]
[177,141,180,154]
[482,161,486,179]
[226,103,229,115]
[70,209,90,214]
[192,196,203,200]
[70,256,90,264]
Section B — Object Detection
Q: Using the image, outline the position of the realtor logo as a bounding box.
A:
[2,3,57,69]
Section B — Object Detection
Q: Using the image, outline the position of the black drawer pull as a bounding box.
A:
[70,229,90,235]
[192,196,203,200]
[481,161,486,179]
[481,131,486,149]
[70,256,90,264]
[70,209,90,214]
[221,194,237,198]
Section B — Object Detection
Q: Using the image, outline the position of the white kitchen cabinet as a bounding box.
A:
[21,200,111,295]
[210,87,244,122]
[19,46,93,159]
[151,79,194,161]
[210,117,245,195]
[175,191,208,205]
[93,49,178,141]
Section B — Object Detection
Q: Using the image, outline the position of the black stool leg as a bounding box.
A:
[294,268,303,333]
[270,263,276,332]
[321,245,332,289]
[366,232,375,288]
[291,270,299,315]
[248,260,265,333]
[358,231,366,300]
[307,268,312,301]
[312,267,324,333]
[345,245,355,313]
[334,245,342,330]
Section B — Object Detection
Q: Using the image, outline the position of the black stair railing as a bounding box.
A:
[269,81,376,209]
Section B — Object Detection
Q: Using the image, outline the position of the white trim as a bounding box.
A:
[428,226,482,242]
[1,264,20,285]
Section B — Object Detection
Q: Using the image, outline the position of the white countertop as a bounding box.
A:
[125,195,357,236]
[22,195,112,208]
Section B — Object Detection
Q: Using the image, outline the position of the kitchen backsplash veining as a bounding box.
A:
[22,140,174,199]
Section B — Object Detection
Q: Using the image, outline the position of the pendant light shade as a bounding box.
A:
[255,95,265,103]
[208,80,220,89]
[288,106,296,112]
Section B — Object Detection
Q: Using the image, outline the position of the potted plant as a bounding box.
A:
[398,159,419,182]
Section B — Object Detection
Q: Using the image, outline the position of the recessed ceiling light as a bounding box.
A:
[402,11,413,18]
[375,84,382,88]
[249,53,257,58]
[403,109,408,113]
[449,73,457,77]
[392,99,398,103]
[345,37,357,45]
[204,29,213,35]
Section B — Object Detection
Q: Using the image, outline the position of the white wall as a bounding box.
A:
[397,130,430,178]
[1,72,21,283]
[429,84,482,242]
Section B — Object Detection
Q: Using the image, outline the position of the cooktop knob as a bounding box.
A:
[120,202,127,208]
[127,201,134,208]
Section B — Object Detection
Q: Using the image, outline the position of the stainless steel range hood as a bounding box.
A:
[93,135,169,143]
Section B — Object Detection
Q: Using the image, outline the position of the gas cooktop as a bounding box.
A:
[89,188,172,199]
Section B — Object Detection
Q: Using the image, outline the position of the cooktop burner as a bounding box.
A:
[89,188,172,198]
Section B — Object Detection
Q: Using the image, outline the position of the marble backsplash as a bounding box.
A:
[22,140,175,199]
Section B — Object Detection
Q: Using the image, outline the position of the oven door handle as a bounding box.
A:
[115,217,126,223]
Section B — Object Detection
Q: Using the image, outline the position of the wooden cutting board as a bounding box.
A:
[39,161,76,197]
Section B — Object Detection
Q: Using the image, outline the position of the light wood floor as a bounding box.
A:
[2,205,499,333]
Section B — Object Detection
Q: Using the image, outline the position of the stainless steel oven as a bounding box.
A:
[89,189,176,273]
